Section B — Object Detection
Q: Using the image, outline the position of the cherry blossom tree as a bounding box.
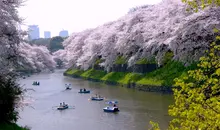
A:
[55,0,220,71]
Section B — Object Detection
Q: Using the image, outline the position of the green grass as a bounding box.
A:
[80,69,106,79]
[72,69,84,75]
[118,73,143,84]
[114,56,127,64]
[135,57,156,64]
[137,61,198,86]
[64,61,198,87]
[136,58,148,64]
[101,72,126,82]
[0,123,30,130]
[162,51,174,65]
[101,72,143,85]
[65,69,84,75]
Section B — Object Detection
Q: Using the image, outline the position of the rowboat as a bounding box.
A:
[90,97,104,101]
[57,104,68,110]
[103,106,119,112]
[103,101,119,113]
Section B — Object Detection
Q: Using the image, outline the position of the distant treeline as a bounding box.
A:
[29,36,68,53]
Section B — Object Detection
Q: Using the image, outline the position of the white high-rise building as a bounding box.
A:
[28,25,40,40]
[59,30,68,37]
[44,31,51,38]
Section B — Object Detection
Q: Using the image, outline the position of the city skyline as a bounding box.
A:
[28,25,69,39]
[18,0,161,37]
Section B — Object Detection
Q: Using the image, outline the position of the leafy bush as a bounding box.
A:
[162,51,174,65]
[137,61,197,86]
[48,36,64,52]
[150,36,220,129]
[136,57,156,64]
[94,59,105,65]
[114,56,127,64]
[81,69,106,79]
[0,75,23,123]
[0,123,30,130]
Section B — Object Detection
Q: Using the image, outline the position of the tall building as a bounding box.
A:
[44,31,51,38]
[59,30,69,37]
[28,25,40,40]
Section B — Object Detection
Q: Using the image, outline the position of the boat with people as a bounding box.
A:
[103,101,119,113]
[65,83,72,90]
[78,88,90,93]
[57,102,69,110]
[90,94,104,101]
[32,81,40,86]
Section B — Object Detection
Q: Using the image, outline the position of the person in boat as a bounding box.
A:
[113,104,116,107]
[80,89,82,92]
[60,103,62,107]
[95,94,98,97]
[83,88,86,91]
[63,102,65,106]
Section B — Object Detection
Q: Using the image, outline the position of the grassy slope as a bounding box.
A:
[81,69,106,79]
[64,61,197,87]
[0,123,29,130]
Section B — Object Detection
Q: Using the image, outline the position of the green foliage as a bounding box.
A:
[136,58,148,64]
[213,28,219,33]
[65,61,198,87]
[80,69,106,79]
[49,36,64,52]
[65,69,84,75]
[118,73,143,84]
[0,75,23,123]
[0,123,30,130]
[114,56,127,64]
[101,72,126,82]
[182,0,220,12]
[135,57,156,64]
[95,59,105,65]
[137,61,197,86]
[30,38,50,46]
[150,36,220,129]
[149,121,160,130]
[168,39,220,130]
[162,51,174,65]
[101,72,143,84]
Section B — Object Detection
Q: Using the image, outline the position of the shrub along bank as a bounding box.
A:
[64,61,197,93]
[0,123,30,130]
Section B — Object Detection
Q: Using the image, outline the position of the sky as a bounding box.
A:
[19,0,162,37]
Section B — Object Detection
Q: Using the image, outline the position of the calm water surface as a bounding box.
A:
[17,70,173,130]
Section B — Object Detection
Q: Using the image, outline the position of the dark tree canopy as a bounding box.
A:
[0,75,23,123]
[49,36,64,52]
[30,38,50,46]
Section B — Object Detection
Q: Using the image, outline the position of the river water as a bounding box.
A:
[17,69,173,130]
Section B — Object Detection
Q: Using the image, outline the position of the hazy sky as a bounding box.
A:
[19,0,162,37]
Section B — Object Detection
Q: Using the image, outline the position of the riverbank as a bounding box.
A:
[0,123,29,130]
[64,61,197,93]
